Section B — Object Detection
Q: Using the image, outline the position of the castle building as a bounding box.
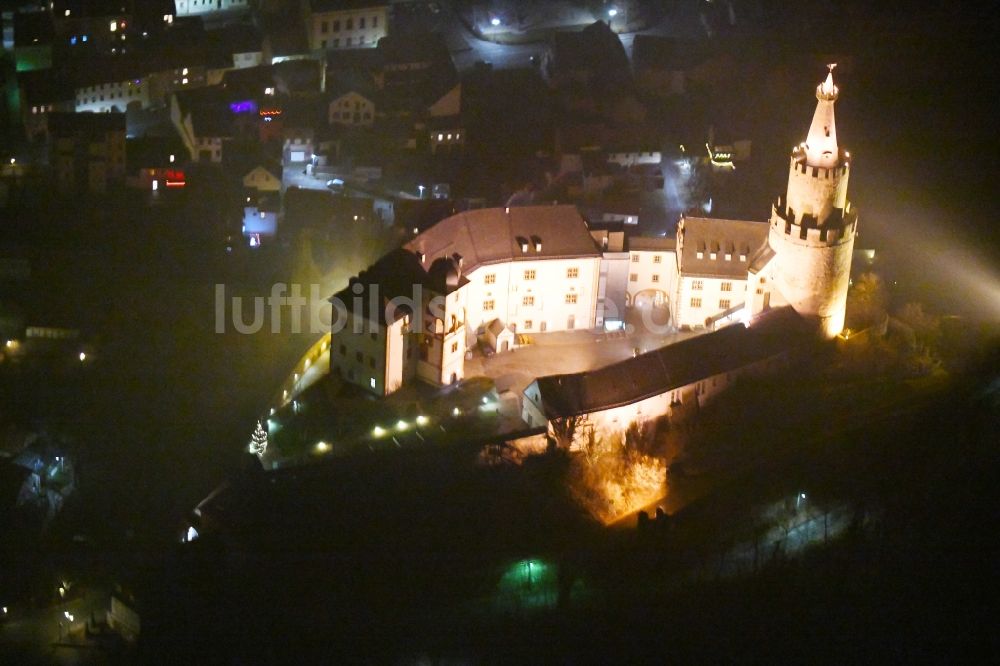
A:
[747,66,858,338]
[324,68,856,397]
[329,206,602,396]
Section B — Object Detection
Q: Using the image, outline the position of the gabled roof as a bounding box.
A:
[309,0,389,11]
[328,248,465,325]
[18,70,74,105]
[748,241,776,274]
[376,31,451,68]
[678,215,768,279]
[530,307,811,420]
[629,236,676,252]
[548,20,630,78]
[47,111,125,136]
[631,36,710,71]
[405,205,600,275]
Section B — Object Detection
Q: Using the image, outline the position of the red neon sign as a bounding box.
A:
[164,169,186,187]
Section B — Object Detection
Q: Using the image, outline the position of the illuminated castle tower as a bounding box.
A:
[753,65,858,338]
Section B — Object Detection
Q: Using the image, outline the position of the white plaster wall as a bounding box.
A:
[462,257,601,337]
[627,250,677,307]
[675,275,747,329]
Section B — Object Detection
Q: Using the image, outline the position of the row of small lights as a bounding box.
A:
[313,401,491,453]
[4,339,86,362]
[365,396,491,442]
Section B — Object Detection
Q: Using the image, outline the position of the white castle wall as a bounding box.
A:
[784,149,850,226]
[768,205,856,338]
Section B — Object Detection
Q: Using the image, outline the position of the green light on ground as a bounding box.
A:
[494,558,558,612]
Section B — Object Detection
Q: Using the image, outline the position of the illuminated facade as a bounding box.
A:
[748,66,857,338]
[658,67,857,337]
[307,1,389,51]
[329,206,602,396]
[174,0,250,18]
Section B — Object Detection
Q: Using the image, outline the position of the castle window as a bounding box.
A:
[631,253,640,262]
[629,273,638,282]
[690,298,702,308]
[522,296,535,307]
[483,300,494,311]
[692,280,704,291]
[740,254,747,262]
[565,293,577,304]
[725,253,732,261]
[720,282,732,292]
[484,273,496,284]
[710,252,717,260]
[653,255,662,264]
[451,341,458,353]
[652,275,660,283]
[756,288,764,295]
[567,267,579,279]
[524,320,532,330]
[719,299,731,309]
[355,351,363,362]
[523,269,535,280]
[696,251,704,259]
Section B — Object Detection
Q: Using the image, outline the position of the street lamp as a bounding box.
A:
[490,17,500,27]
[417,184,425,198]
[608,7,618,18]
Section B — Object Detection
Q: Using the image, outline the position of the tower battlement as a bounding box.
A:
[771,204,858,245]
[791,145,851,177]
[758,66,857,339]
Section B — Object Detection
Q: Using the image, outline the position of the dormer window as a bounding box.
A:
[696,251,704,259]
[530,235,542,252]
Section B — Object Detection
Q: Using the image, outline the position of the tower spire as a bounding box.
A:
[804,64,840,168]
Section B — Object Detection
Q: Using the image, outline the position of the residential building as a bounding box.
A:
[74,76,150,113]
[306,1,388,51]
[47,111,126,193]
[327,89,375,127]
[243,164,282,193]
[174,0,251,18]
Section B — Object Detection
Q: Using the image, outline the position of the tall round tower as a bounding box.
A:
[768,65,858,338]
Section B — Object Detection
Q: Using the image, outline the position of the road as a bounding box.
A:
[0,585,113,665]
